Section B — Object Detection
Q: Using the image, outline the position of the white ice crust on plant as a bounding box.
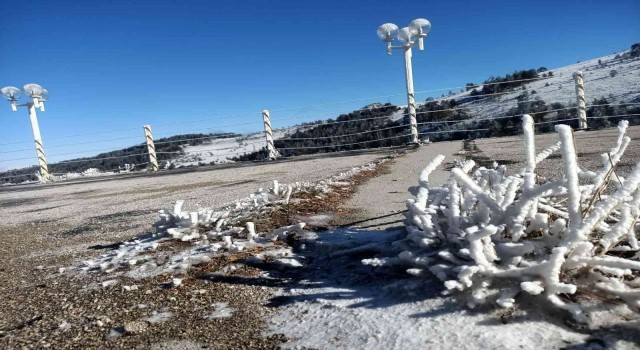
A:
[364,119,640,321]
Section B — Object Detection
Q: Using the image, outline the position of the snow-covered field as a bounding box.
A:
[440,51,640,120]
[171,129,292,167]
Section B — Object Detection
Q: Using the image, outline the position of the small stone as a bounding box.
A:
[59,321,71,331]
[156,255,168,266]
[123,321,148,334]
[96,320,104,327]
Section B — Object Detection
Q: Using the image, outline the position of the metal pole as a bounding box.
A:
[404,47,418,144]
[573,71,587,129]
[262,110,278,160]
[27,102,50,182]
[143,125,159,171]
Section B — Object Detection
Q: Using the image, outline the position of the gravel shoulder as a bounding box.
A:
[0,150,395,349]
[473,125,640,180]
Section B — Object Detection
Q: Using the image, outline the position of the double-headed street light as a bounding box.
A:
[377,18,431,144]
[1,84,51,182]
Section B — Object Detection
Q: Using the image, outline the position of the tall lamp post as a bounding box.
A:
[377,18,431,144]
[1,84,51,182]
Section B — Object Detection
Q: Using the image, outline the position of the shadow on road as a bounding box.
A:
[197,224,639,349]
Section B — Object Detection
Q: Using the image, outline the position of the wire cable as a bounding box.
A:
[276,134,411,150]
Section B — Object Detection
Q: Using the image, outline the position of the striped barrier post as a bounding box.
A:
[262,110,278,160]
[27,102,50,182]
[404,47,419,144]
[143,125,159,172]
[573,71,587,129]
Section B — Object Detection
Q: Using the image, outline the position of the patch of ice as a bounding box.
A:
[204,302,235,319]
[145,311,173,324]
[101,279,119,288]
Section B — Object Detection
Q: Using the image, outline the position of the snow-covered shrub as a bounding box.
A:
[71,159,391,279]
[74,179,309,278]
[153,179,302,245]
[364,116,640,322]
[82,168,100,176]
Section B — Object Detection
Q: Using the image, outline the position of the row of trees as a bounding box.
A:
[468,68,546,98]
[235,93,640,161]
[234,104,405,160]
[0,133,237,184]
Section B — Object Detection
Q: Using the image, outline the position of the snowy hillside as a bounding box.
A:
[170,129,291,167]
[435,50,640,119]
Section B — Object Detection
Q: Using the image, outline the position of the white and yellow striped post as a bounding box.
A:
[143,125,159,171]
[27,101,50,182]
[573,71,587,129]
[262,110,278,160]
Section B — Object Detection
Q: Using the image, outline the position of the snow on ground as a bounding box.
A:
[388,108,406,122]
[51,166,144,181]
[264,229,591,350]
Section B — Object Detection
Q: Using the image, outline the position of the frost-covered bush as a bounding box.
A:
[154,179,301,244]
[71,159,390,279]
[364,116,640,322]
[74,179,309,278]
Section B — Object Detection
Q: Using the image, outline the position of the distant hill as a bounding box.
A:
[0,133,238,184]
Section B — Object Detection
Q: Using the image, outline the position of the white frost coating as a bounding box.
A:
[246,222,257,241]
[416,155,445,208]
[555,125,583,233]
[585,121,631,202]
[460,160,475,174]
[522,114,536,176]
[600,205,633,253]
[467,225,499,273]
[522,115,540,220]
[451,168,502,215]
[365,119,640,322]
[535,141,561,166]
[266,223,306,241]
[521,281,544,295]
[419,154,446,186]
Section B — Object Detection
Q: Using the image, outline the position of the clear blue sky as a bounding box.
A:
[1,0,638,170]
